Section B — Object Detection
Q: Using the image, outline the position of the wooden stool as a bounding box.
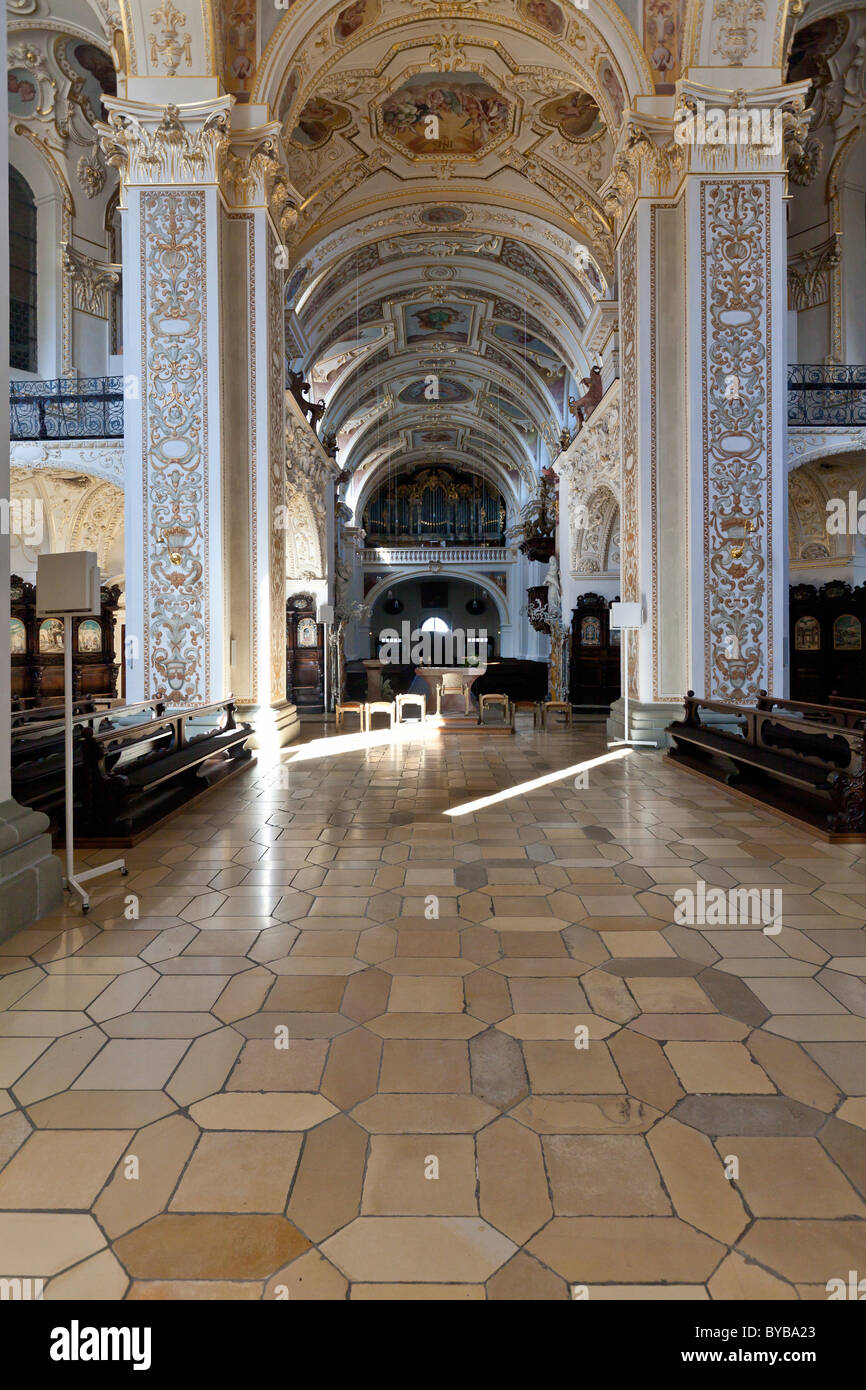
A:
[542,700,572,728]
[513,699,542,727]
[479,693,511,726]
[336,701,364,730]
[395,693,426,723]
[365,700,396,730]
[437,672,472,717]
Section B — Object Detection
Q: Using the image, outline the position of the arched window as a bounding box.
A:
[9,168,38,372]
[421,616,450,634]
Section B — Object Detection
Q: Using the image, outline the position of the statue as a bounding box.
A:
[288,369,325,433]
[518,469,557,562]
[544,554,562,619]
[569,365,603,428]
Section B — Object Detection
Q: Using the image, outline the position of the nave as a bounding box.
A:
[1,724,864,1299]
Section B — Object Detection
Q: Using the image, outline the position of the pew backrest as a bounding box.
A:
[675,693,864,776]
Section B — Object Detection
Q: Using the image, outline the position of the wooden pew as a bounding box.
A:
[666,691,866,841]
[78,698,252,840]
[829,691,866,714]
[755,690,866,731]
[10,699,166,821]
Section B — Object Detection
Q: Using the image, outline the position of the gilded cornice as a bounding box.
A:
[600,112,684,232]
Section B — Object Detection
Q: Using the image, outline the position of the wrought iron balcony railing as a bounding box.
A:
[788,365,866,427]
[10,376,124,440]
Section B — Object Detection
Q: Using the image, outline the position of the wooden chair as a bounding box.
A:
[436,672,472,717]
[365,700,396,730]
[335,701,364,730]
[479,693,512,726]
[542,700,573,728]
[395,693,426,723]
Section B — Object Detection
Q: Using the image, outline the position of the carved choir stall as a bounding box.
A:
[10,575,120,707]
[790,582,866,706]
[569,592,621,708]
[286,593,325,710]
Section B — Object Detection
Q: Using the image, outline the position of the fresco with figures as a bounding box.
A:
[380,73,511,156]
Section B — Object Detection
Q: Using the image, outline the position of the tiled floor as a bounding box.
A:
[1,721,865,1300]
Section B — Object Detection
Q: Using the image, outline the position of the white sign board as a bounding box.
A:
[609,600,642,629]
[36,552,100,616]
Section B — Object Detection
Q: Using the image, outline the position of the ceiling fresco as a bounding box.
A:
[377,71,513,158]
[261,0,629,518]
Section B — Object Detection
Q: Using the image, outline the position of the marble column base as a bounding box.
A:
[235,699,301,751]
[606,697,685,749]
[0,798,63,945]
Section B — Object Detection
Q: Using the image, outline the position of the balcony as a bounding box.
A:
[10,377,124,440]
[788,365,866,427]
[362,545,514,565]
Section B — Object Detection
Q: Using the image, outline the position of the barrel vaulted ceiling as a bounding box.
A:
[251,0,642,505]
[12,0,808,515]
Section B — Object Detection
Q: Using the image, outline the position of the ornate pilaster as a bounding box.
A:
[98,96,300,744]
[602,82,809,741]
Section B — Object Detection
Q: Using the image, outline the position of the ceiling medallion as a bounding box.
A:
[424,265,456,280]
[538,90,604,144]
[374,71,514,161]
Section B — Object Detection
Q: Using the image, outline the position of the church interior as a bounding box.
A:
[2,0,866,1312]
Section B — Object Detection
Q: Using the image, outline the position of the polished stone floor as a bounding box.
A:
[1,720,865,1300]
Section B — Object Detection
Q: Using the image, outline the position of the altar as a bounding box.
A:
[414,666,513,735]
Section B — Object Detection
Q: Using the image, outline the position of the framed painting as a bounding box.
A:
[834,614,862,651]
[794,616,821,652]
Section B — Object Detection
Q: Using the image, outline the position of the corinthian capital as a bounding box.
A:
[96,96,233,191]
[61,243,120,318]
[671,78,813,178]
[600,113,683,231]
[220,122,301,238]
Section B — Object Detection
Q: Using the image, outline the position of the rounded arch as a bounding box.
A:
[788,453,866,572]
[9,126,74,378]
[362,567,510,630]
[284,486,325,580]
[788,433,866,470]
[574,482,620,577]
[290,198,613,291]
[253,0,654,125]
